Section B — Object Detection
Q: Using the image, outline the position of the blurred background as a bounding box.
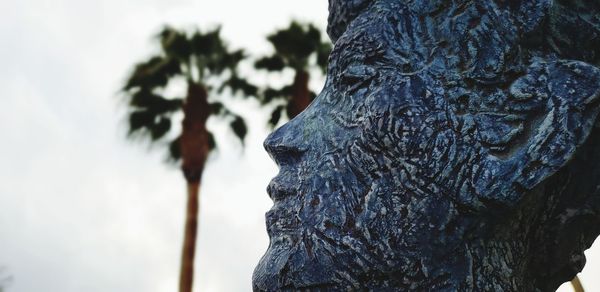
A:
[0,0,598,291]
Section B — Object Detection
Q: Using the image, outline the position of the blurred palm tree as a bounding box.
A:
[121,26,256,292]
[255,21,331,126]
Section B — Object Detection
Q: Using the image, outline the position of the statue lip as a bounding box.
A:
[264,173,302,239]
[266,175,296,202]
[265,206,300,238]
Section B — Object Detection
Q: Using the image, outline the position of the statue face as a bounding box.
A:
[253,8,470,290]
[254,1,600,291]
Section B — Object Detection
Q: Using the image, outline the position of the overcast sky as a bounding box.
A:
[0,0,598,291]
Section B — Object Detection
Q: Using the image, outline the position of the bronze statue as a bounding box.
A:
[254,1,600,290]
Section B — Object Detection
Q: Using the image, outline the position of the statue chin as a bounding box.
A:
[254,0,600,291]
[253,244,336,291]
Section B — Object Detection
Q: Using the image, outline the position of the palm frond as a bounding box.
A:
[159,27,192,61]
[255,55,286,71]
[309,90,317,102]
[127,109,173,141]
[192,28,230,76]
[220,75,258,97]
[209,102,230,116]
[230,116,247,144]
[221,49,245,70]
[268,105,286,128]
[124,56,181,90]
[128,110,155,134]
[130,90,183,114]
[316,42,332,73]
[191,28,224,56]
[263,85,293,104]
[150,117,171,140]
[207,131,216,150]
[168,136,182,162]
[266,21,326,70]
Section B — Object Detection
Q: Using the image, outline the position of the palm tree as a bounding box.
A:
[255,21,332,126]
[121,26,256,292]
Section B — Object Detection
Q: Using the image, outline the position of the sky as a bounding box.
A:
[0,0,598,291]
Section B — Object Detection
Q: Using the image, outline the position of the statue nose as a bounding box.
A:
[263,116,309,166]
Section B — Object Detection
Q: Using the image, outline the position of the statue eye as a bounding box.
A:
[338,64,377,91]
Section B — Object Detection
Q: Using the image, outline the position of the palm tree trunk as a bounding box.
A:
[288,70,311,118]
[571,276,584,292]
[178,82,210,292]
[179,181,200,292]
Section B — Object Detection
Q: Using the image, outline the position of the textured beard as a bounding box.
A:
[252,142,381,291]
[252,103,472,291]
[252,130,433,290]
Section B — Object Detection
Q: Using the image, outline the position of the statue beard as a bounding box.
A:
[252,135,437,290]
[252,121,471,291]
[252,144,378,290]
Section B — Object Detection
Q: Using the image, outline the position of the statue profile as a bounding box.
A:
[254,1,600,290]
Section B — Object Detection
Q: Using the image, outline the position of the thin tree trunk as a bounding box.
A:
[288,70,311,118]
[179,181,200,292]
[571,276,584,292]
[178,82,210,292]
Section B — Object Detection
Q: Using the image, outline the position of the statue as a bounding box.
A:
[253,0,600,291]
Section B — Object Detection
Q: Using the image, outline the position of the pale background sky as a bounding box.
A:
[0,0,597,291]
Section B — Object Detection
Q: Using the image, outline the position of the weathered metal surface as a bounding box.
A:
[254,1,600,291]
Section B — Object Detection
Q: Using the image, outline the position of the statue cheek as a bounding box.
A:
[358,110,429,163]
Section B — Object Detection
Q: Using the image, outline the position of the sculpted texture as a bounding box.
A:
[254,0,600,291]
